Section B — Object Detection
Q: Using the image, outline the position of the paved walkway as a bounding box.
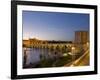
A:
[64,49,89,67]
[70,49,89,66]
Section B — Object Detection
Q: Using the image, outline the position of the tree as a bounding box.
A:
[62,45,67,53]
[50,45,54,51]
[56,45,60,51]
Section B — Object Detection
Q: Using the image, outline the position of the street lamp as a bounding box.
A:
[86,42,89,47]
[72,47,75,51]
[71,47,75,61]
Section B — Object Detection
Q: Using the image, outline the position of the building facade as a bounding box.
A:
[75,31,89,44]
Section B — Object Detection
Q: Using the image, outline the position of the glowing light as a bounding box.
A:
[72,47,75,50]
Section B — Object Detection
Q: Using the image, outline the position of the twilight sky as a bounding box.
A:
[22,11,89,41]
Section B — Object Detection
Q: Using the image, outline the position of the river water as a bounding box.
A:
[23,48,61,65]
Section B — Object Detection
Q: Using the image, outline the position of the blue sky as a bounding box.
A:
[22,11,89,41]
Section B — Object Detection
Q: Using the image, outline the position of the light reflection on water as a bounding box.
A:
[23,48,58,65]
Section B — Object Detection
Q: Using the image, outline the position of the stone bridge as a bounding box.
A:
[30,43,74,49]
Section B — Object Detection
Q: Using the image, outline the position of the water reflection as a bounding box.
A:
[23,48,61,66]
[22,46,84,68]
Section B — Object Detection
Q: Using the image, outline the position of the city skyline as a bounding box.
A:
[22,11,89,41]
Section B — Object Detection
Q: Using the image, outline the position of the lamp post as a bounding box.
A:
[86,42,89,48]
[71,47,75,61]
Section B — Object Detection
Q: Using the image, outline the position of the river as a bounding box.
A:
[23,48,62,65]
